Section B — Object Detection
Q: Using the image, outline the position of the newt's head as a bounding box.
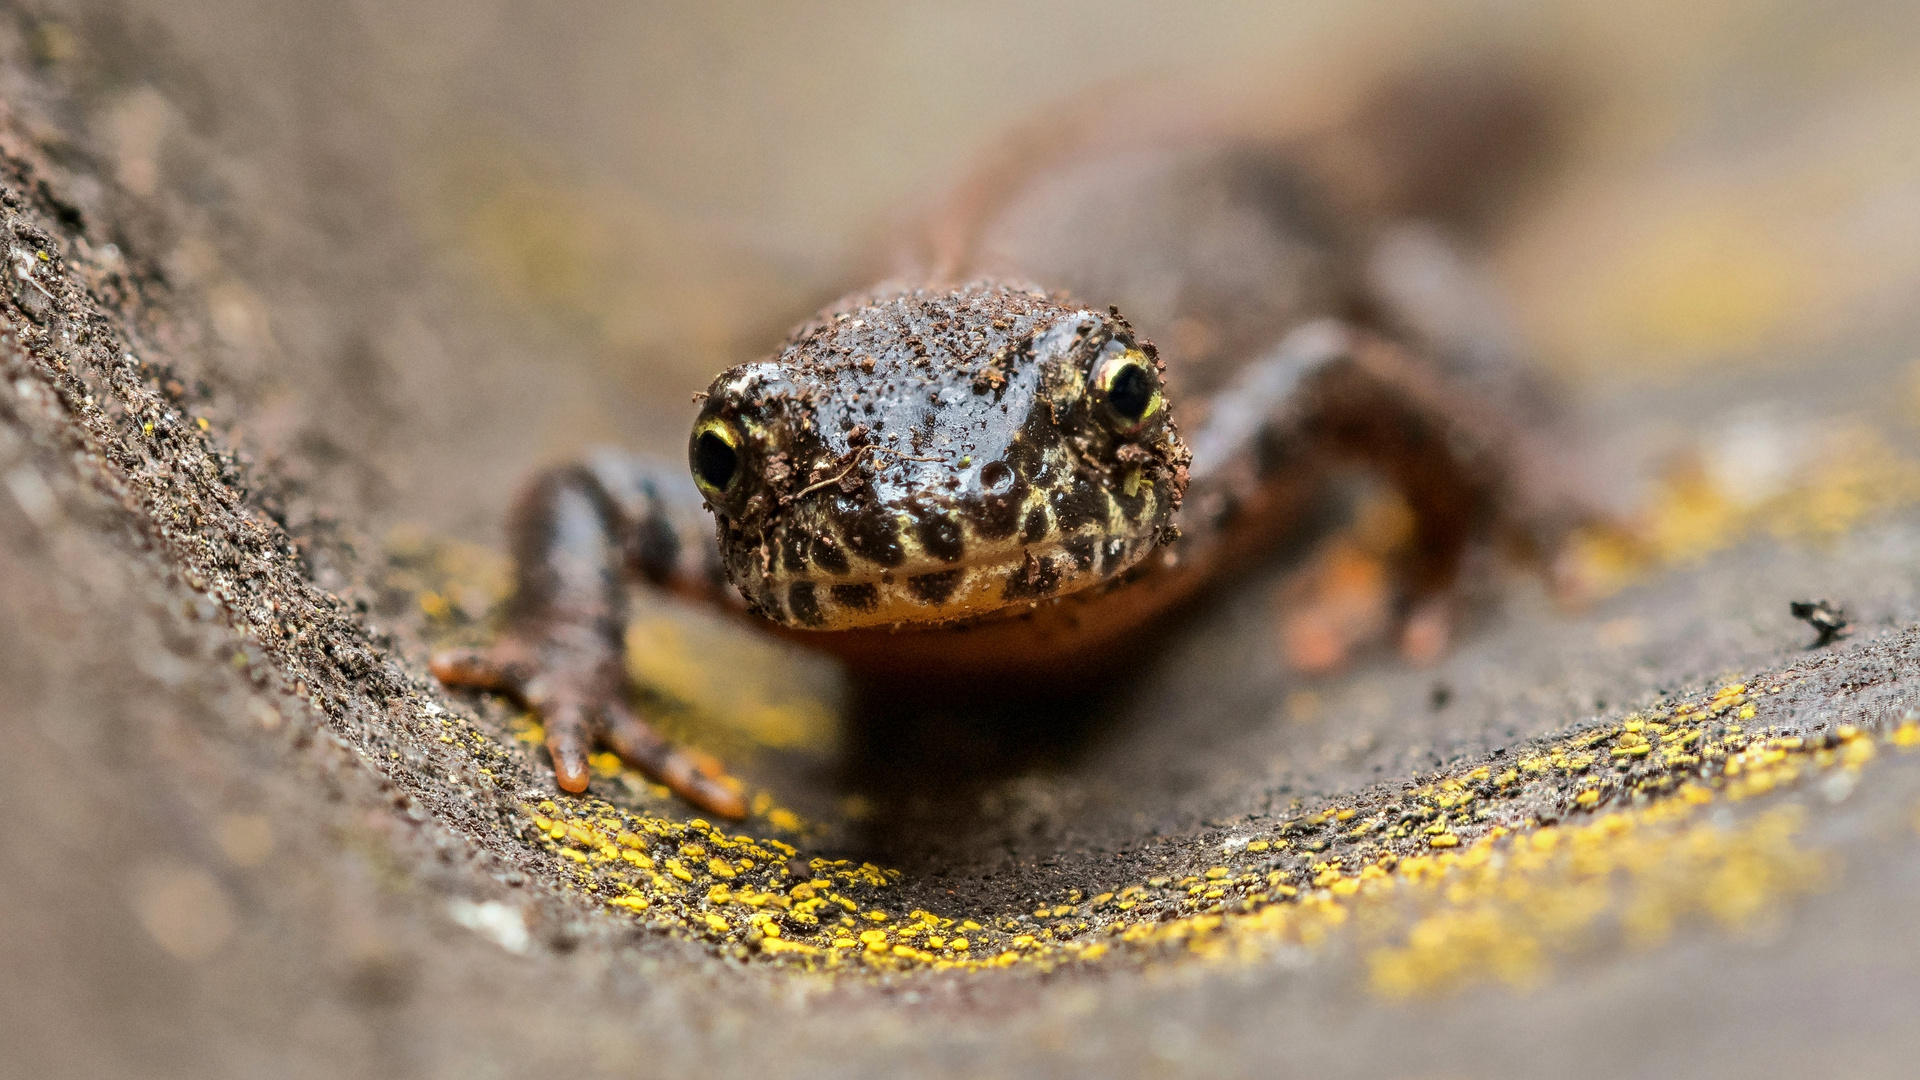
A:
[689,282,1190,629]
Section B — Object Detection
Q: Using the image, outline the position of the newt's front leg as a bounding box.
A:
[1182,319,1588,672]
[431,454,747,819]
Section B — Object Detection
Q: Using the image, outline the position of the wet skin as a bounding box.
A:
[431,112,1586,820]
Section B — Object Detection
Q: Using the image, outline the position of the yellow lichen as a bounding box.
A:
[527,674,1882,986]
[412,509,1891,989]
[1566,422,1920,599]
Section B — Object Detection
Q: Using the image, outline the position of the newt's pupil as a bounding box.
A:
[694,430,739,492]
[1108,363,1153,423]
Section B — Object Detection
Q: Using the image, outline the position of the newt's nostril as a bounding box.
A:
[980,460,1015,494]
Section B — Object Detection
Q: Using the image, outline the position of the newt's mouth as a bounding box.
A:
[750,510,1168,631]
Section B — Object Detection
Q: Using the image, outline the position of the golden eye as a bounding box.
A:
[690,418,743,497]
[1094,348,1163,434]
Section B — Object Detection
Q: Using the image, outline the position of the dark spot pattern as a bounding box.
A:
[829,583,879,612]
[1003,553,1062,600]
[787,582,824,626]
[1022,507,1051,544]
[911,507,966,562]
[633,507,681,583]
[844,506,905,567]
[1004,422,1049,481]
[907,570,963,604]
[810,533,850,575]
[967,476,1027,540]
[1051,484,1107,533]
[778,531,809,574]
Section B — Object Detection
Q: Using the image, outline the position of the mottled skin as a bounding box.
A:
[695,288,1187,641]
[432,80,1585,819]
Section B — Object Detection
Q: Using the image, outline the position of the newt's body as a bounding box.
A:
[432,67,1586,820]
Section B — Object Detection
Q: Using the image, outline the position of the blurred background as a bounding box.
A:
[33,0,1920,548]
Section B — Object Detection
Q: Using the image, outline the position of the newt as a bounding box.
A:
[431,64,1592,820]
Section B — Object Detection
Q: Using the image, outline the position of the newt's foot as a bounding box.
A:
[1397,595,1453,667]
[430,639,747,820]
[1276,535,1460,674]
[1277,541,1394,675]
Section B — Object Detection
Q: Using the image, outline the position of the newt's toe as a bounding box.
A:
[433,638,745,817]
[430,646,521,694]
[603,701,747,820]
[542,700,595,794]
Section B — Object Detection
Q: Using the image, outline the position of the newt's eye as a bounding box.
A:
[691,420,743,497]
[1094,348,1163,435]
